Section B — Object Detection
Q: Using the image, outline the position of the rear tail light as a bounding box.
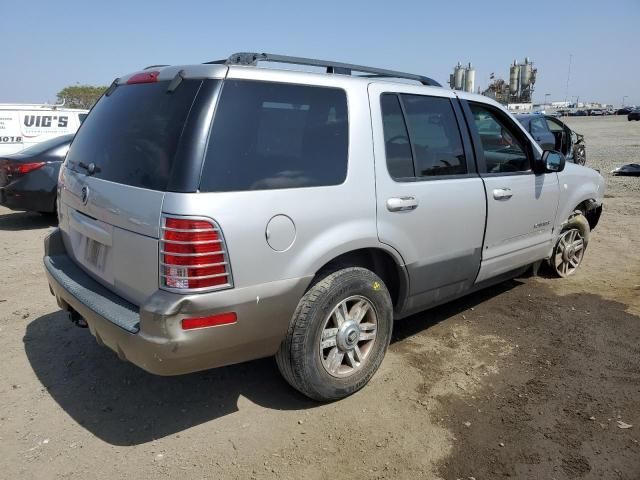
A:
[160,216,233,292]
[3,161,45,175]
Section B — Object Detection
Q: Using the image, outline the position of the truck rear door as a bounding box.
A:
[369,84,486,314]
[58,73,219,305]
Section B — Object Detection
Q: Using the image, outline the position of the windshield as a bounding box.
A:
[17,134,73,156]
[65,80,202,190]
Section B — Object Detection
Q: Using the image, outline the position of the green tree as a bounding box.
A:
[56,85,108,109]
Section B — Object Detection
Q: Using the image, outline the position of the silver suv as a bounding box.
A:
[44,53,604,401]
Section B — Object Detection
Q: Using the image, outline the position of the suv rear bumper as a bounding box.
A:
[44,228,310,375]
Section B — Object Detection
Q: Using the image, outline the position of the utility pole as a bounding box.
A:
[622,96,628,107]
[564,54,572,103]
[545,93,551,107]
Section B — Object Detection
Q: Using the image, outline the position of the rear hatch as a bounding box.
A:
[58,71,220,305]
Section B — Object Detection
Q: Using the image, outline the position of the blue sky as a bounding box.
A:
[1,0,638,105]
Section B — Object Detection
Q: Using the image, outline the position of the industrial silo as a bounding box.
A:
[519,58,532,91]
[509,59,520,95]
[454,62,465,90]
[464,63,475,93]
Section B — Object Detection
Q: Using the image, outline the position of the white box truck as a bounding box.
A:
[0,103,88,156]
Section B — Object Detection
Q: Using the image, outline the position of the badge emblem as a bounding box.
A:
[81,186,89,205]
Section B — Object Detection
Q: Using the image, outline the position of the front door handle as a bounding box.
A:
[387,196,418,212]
[493,188,513,200]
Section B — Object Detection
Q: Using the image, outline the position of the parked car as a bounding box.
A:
[617,107,633,115]
[43,52,605,401]
[0,134,73,214]
[628,108,640,121]
[515,114,586,165]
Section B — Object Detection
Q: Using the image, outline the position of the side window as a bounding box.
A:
[401,95,467,176]
[380,93,467,180]
[529,117,548,136]
[546,117,564,133]
[200,80,348,192]
[469,103,531,173]
[380,94,414,179]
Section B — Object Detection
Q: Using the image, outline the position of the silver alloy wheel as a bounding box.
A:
[553,228,585,277]
[319,295,378,378]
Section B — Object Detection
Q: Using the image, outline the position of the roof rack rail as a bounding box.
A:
[144,64,169,70]
[204,52,441,87]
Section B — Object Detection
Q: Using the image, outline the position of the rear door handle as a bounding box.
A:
[493,188,513,200]
[387,196,418,212]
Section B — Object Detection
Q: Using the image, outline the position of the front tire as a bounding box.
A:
[574,145,586,165]
[276,267,393,401]
[549,213,590,277]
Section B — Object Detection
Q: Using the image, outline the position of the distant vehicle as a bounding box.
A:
[0,134,73,213]
[571,110,588,117]
[611,163,640,176]
[628,109,640,121]
[589,109,605,116]
[515,114,586,165]
[0,103,87,156]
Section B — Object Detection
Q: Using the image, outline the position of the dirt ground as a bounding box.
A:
[1,115,638,480]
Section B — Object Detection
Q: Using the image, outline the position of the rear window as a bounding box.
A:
[200,80,348,192]
[65,80,202,190]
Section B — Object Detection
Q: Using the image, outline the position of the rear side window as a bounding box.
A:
[66,80,202,190]
[380,93,467,180]
[401,95,467,176]
[200,80,348,192]
[380,94,414,179]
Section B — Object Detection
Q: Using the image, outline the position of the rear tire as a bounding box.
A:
[276,267,393,401]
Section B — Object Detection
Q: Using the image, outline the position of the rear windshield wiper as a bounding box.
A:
[78,162,101,175]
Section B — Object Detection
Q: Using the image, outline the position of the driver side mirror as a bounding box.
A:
[541,150,566,173]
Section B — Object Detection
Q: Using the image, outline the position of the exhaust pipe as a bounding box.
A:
[68,308,88,328]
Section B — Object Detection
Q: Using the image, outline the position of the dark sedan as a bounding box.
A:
[629,109,640,121]
[0,134,73,214]
[515,114,586,165]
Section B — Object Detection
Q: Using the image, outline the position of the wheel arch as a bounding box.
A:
[309,247,409,315]
[571,198,602,230]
